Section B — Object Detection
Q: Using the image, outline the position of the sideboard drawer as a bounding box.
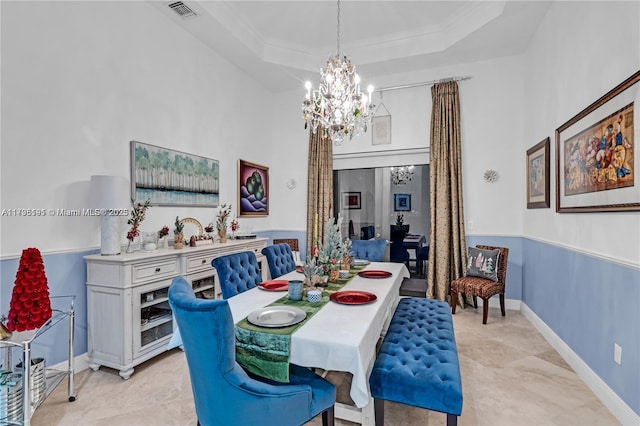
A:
[132,259,179,283]
[185,254,215,274]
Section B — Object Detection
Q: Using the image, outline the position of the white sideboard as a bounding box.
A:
[84,237,268,379]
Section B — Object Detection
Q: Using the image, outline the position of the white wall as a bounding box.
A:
[523,1,640,265]
[272,55,526,237]
[0,1,274,257]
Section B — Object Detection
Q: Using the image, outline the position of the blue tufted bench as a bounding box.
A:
[369,297,463,425]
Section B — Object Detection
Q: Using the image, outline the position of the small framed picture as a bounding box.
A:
[394,193,411,211]
[526,137,550,209]
[372,115,391,145]
[342,192,361,210]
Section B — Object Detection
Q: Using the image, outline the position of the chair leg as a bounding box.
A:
[322,405,335,426]
[482,298,489,324]
[447,413,458,426]
[500,294,506,317]
[450,291,458,314]
[472,295,478,308]
[374,398,384,426]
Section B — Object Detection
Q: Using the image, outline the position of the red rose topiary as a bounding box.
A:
[6,248,52,332]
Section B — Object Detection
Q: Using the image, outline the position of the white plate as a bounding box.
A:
[353,259,371,266]
[179,217,203,238]
[247,306,307,328]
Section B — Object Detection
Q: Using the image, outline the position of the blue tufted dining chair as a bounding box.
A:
[168,277,336,426]
[351,239,386,262]
[212,251,263,299]
[261,243,297,278]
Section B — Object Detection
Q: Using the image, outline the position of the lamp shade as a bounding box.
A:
[89,175,130,255]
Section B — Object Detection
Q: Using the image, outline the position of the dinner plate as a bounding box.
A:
[258,280,289,292]
[179,217,203,237]
[330,291,377,305]
[358,270,392,279]
[295,265,304,273]
[352,259,370,266]
[247,306,307,328]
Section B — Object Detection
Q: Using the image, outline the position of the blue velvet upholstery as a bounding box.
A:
[370,297,462,423]
[261,244,296,278]
[212,251,263,299]
[351,239,386,262]
[168,277,336,426]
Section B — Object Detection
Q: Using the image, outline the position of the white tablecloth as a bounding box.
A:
[170,262,409,408]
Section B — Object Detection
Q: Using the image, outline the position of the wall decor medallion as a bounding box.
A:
[238,160,269,217]
[483,169,499,183]
[130,141,219,207]
[526,138,550,209]
[555,70,639,212]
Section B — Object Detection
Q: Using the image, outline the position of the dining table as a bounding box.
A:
[170,261,410,425]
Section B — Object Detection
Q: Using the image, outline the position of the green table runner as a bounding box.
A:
[235,266,365,382]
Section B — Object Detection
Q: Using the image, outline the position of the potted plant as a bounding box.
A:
[173,216,184,249]
[216,204,232,243]
[158,225,169,248]
[126,200,150,252]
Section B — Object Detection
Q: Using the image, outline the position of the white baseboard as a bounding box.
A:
[520,303,639,426]
[49,352,90,373]
[475,296,521,311]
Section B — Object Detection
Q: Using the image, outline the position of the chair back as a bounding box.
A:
[262,244,296,278]
[168,277,328,426]
[361,225,375,240]
[212,251,263,299]
[476,245,509,285]
[351,239,386,262]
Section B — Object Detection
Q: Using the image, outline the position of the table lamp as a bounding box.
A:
[89,175,130,255]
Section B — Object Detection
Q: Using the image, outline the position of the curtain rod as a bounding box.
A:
[376,76,471,93]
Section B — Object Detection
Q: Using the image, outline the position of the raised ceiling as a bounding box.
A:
[148,1,552,91]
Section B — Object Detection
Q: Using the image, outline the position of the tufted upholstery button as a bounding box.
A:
[369,297,463,425]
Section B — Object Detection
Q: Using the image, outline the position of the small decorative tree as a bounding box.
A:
[318,214,345,281]
[216,204,232,242]
[6,248,52,332]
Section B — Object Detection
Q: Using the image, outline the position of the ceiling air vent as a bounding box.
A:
[167,1,198,19]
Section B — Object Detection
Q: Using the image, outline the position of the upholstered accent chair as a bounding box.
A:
[450,245,510,324]
[211,251,263,299]
[262,243,297,278]
[351,239,386,262]
[168,277,336,426]
[416,245,430,276]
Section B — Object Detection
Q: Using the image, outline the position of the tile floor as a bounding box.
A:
[32,306,620,425]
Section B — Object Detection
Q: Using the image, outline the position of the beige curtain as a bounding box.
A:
[427,81,468,303]
[306,129,334,259]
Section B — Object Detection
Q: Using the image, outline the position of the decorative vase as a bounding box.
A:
[307,289,322,303]
[329,269,340,283]
[218,230,227,243]
[174,234,184,249]
[341,255,351,271]
[162,237,169,249]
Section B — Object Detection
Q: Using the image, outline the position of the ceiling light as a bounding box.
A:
[302,0,374,145]
[390,166,414,185]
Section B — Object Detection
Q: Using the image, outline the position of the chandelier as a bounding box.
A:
[302,0,374,145]
[390,166,414,185]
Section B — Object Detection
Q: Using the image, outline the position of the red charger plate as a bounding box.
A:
[295,265,304,273]
[258,280,289,292]
[357,270,392,279]
[330,291,377,305]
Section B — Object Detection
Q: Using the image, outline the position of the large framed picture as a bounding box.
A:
[238,159,269,217]
[556,70,640,212]
[130,141,219,207]
[394,193,411,211]
[342,192,361,210]
[526,137,550,209]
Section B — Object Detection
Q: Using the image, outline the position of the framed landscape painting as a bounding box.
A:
[130,141,219,207]
[526,137,550,209]
[238,159,269,217]
[555,70,640,212]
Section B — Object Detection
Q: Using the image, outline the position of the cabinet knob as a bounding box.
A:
[202,259,206,264]
[155,267,161,273]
